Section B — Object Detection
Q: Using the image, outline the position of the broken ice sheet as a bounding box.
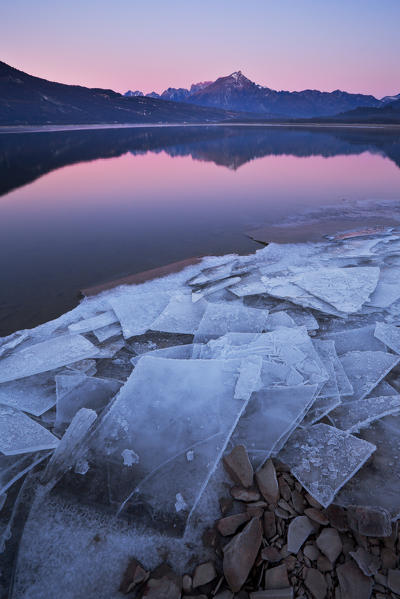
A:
[322,325,386,356]
[368,266,400,308]
[313,339,339,399]
[339,351,400,402]
[0,371,57,416]
[191,276,241,303]
[93,323,122,343]
[150,293,207,334]
[68,310,118,335]
[0,405,59,456]
[228,271,268,297]
[335,413,400,518]
[230,384,318,462]
[108,290,170,339]
[265,311,296,330]
[374,322,400,354]
[0,334,100,383]
[89,356,258,522]
[330,395,400,433]
[55,373,121,429]
[278,423,376,508]
[302,394,341,427]
[295,267,380,313]
[131,343,200,366]
[195,302,269,339]
[0,452,49,495]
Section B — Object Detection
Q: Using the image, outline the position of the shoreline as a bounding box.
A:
[1,121,400,135]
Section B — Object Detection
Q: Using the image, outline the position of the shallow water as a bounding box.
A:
[1,125,400,335]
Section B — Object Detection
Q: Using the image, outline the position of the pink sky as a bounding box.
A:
[1,0,399,98]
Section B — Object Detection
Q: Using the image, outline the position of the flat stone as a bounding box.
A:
[346,505,392,537]
[231,486,261,502]
[223,517,262,592]
[261,547,282,563]
[192,561,217,588]
[316,555,333,572]
[324,504,348,531]
[291,490,305,513]
[275,507,290,520]
[388,569,400,594]
[220,497,233,515]
[381,547,398,569]
[303,544,320,561]
[337,561,372,599]
[304,568,327,599]
[316,528,342,564]
[143,575,181,599]
[265,564,289,590]
[349,547,379,576]
[278,477,291,501]
[119,558,149,593]
[305,493,323,509]
[182,574,192,593]
[250,590,293,599]
[217,512,250,536]
[223,445,254,488]
[304,508,329,526]
[256,459,279,504]
[287,516,316,554]
[263,511,277,539]
[214,592,234,599]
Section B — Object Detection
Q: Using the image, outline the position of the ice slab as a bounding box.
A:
[313,339,339,399]
[191,276,241,302]
[230,384,318,460]
[366,380,397,397]
[374,322,400,354]
[323,325,386,355]
[0,371,57,416]
[0,452,49,495]
[131,343,200,366]
[68,311,118,335]
[368,266,400,308]
[108,291,170,339]
[0,405,59,456]
[93,323,122,343]
[0,334,100,383]
[295,267,380,313]
[265,311,296,330]
[89,356,259,522]
[55,374,121,428]
[336,414,400,518]
[339,351,400,401]
[42,408,97,485]
[302,394,341,427]
[278,423,376,508]
[195,302,269,338]
[67,359,97,376]
[0,331,29,359]
[330,395,400,432]
[151,293,207,334]
[228,272,267,297]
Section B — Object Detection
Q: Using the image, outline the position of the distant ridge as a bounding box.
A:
[125,70,391,118]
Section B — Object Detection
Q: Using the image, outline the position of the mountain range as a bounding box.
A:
[125,70,398,118]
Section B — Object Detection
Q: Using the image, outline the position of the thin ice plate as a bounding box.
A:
[0,405,59,456]
[339,351,400,401]
[330,395,400,433]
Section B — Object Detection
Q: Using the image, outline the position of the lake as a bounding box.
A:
[1,124,400,336]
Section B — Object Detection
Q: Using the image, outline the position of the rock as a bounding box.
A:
[223,517,262,592]
[214,591,234,599]
[278,477,291,501]
[304,568,327,599]
[265,564,289,589]
[192,561,217,588]
[250,590,293,598]
[316,528,342,564]
[324,505,348,531]
[231,486,261,502]
[261,547,282,563]
[374,572,388,587]
[388,569,400,594]
[303,544,320,561]
[185,596,208,599]
[349,547,379,576]
[346,505,392,537]
[263,511,277,539]
[291,490,305,513]
[287,516,316,553]
[304,508,329,526]
[275,507,290,520]
[217,512,250,536]
[284,555,296,571]
[247,506,264,518]
[337,561,372,599]
[143,575,181,599]
[256,459,279,504]
[305,493,322,509]
[381,547,398,569]
[119,557,149,593]
[220,497,233,515]
[316,555,333,572]
[182,574,192,593]
[223,445,254,488]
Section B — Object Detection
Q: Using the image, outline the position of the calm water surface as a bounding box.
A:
[1,125,400,335]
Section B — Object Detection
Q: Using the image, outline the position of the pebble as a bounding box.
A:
[303,544,320,562]
[261,547,282,563]
[291,490,305,514]
[275,507,291,520]
[264,564,290,590]
[304,507,329,526]
[337,561,373,599]
[119,558,149,593]
[223,517,262,592]
[223,445,254,488]
[324,504,348,532]
[256,459,279,504]
[346,505,392,538]
[316,555,333,572]
[316,528,342,564]
[192,561,217,588]
[349,547,379,576]
[217,513,250,536]
[388,569,400,594]
[250,590,293,598]
[231,487,261,502]
[278,477,291,501]
[304,568,327,599]
[381,547,398,570]
[263,511,277,539]
[287,516,316,554]
[305,493,322,509]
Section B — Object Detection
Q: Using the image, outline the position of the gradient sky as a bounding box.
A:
[1,0,399,98]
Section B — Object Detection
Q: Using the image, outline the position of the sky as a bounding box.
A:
[1,0,399,98]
